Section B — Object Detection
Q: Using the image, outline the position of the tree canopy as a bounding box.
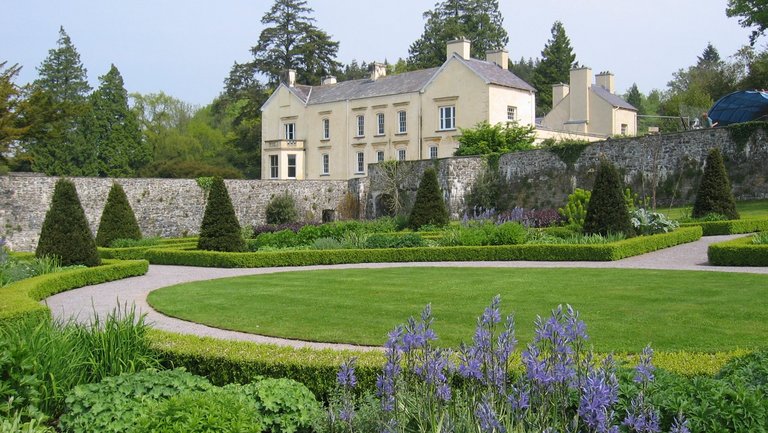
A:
[0,61,27,167]
[407,0,508,69]
[532,21,577,116]
[726,0,768,45]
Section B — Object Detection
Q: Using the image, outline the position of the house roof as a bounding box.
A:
[278,56,534,106]
[592,85,636,111]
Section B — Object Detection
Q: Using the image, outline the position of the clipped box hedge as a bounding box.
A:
[0,259,149,325]
[99,241,198,260]
[681,218,768,236]
[149,330,746,400]
[144,227,702,268]
[708,235,768,266]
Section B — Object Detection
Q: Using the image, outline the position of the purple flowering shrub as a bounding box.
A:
[329,298,687,433]
[463,206,565,228]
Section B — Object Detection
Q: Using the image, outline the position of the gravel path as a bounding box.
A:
[43,234,767,351]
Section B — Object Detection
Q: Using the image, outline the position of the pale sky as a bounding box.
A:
[2,0,757,107]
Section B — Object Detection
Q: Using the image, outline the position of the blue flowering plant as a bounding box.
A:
[328,297,687,433]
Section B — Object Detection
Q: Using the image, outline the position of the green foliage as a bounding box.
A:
[229,378,322,433]
[726,0,768,45]
[36,179,101,267]
[144,227,702,267]
[583,159,633,236]
[527,232,626,245]
[692,148,740,220]
[197,177,246,252]
[0,259,148,324]
[0,62,28,159]
[98,240,197,260]
[407,0,509,70]
[0,307,158,421]
[465,166,505,214]
[454,121,535,156]
[558,188,591,229]
[541,138,591,167]
[95,183,142,247]
[630,209,679,235]
[135,388,264,433]
[364,233,425,249]
[408,168,449,230]
[532,21,577,116]
[0,256,74,288]
[251,0,340,86]
[753,232,768,244]
[0,413,53,433]
[60,369,212,433]
[708,235,768,266]
[265,193,298,225]
[727,121,768,150]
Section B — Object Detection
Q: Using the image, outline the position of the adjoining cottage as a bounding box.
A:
[260,38,536,180]
[539,67,638,138]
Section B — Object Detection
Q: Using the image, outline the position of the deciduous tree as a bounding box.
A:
[726,0,768,45]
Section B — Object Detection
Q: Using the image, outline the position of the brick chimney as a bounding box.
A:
[446,37,471,60]
[370,62,387,81]
[485,49,508,69]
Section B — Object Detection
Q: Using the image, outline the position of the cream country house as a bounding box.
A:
[539,67,638,137]
[260,38,536,180]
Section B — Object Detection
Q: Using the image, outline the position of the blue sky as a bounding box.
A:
[2,0,756,106]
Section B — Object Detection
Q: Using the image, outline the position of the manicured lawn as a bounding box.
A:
[663,199,768,220]
[147,267,768,353]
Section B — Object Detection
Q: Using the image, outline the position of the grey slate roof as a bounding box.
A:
[592,85,637,111]
[285,56,535,106]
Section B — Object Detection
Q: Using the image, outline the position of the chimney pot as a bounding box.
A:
[446,37,471,60]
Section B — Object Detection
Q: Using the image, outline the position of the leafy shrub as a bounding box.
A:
[312,237,343,250]
[139,159,244,179]
[135,388,264,433]
[408,168,449,230]
[693,148,739,220]
[108,237,161,248]
[60,369,212,433]
[541,226,579,239]
[583,159,633,236]
[35,179,101,267]
[95,183,142,247]
[454,121,535,156]
[266,193,298,225]
[681,218,768,236]
[753,232,768,245]
[0,256,74,288]
[228,378,323,433]
[197,177,246,252]
[488,221,527,245]
[708,236,768,266]
[364,233,425,249]
[528,232,627,245]
[254,229,301,250]
[631,208,680,235]
[0,414,53,433]
[253,222,307,236]
[559,188,591,228]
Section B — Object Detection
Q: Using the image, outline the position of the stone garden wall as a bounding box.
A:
[0,176,349,251]
[3,126,766,251]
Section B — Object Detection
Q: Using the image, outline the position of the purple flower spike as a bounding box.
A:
[337,358,358,389]
[670,413,690,433]
[634,345,655,384]
[475,396,506,433]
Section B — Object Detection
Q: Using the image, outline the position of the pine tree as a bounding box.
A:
[96,183,142,247]
[624,83,645,115]
[197,177,246,252]
[24,27,96,176]
[251,0,340,86]
[408,0,509,69]
[85,65,149,177]
[1,61,28,166]
[692,148,740,220]
[583,159,632,236]
[36,179,101,267]
[408,168,449,229]
[532,21,577,117]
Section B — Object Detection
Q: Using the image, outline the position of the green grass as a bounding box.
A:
[147,267,768,353]
[663,199,768,220]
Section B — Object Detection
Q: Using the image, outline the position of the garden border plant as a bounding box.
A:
[708,235,768,266]
[142,227,702,268]
[0,259,149,324]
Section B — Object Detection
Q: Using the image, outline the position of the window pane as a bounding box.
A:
[377,151,384,162]
[357,115,364,136]
[377,113,385,135]
[398,111,407,133]
[287,154,296,178]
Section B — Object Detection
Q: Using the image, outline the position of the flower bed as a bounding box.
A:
[708,235,768,266]
[143,227,702,268]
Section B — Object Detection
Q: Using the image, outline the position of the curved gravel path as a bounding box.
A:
[43,234,768,351]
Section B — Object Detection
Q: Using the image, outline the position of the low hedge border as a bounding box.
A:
[99,241,198,260]
[708,234,768,266]
[681,218,768,236]
[0,259,149,324]
[149,330,749,400]
[144,227,702,268]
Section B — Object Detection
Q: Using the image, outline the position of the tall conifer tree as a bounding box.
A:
[532,21,577,116]
[24,27,95,175]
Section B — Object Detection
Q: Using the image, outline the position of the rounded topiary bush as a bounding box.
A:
[583,159,632,236]
[408,168,449,230]
[36,179,101,267]
[197,177,246,252]
[692,148,739,220]
[266,193,298,225]
[95,183,142,247]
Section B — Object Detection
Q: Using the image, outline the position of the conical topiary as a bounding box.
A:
[36,179,101,267]
[692,148,739,220]
[408,168,449,230]
[197,177,246,252]
[96,183,142,247]
[583,159,633,236]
